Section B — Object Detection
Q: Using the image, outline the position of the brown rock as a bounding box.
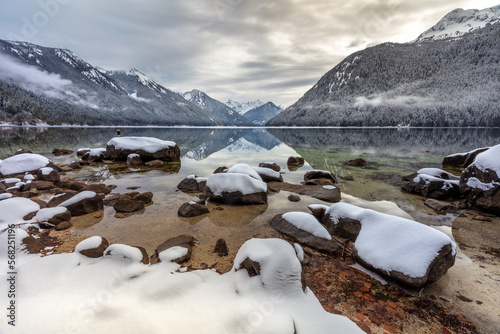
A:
[213,166,228,174]
[126,154,143,166]
[144,159,164,167]
[155,235,194,264]
[424,199,459,212]
[132,192,153,204]
[36,168,60,183]
[347,158,367,167]
[401,173,460,200]
[14,149,33,155]
[178,202,209,217]
[76,149,90,157]
[77,237,109,258]
[308,205,328,222]
[134,246,149,264]
[113,199,145,213]
[322,216,362,242]
[288,194,301,202]
[287,156,304,170]
[46,190,79,207]
[69,181,88,192]
[52,148,74,156]
[213,238,228,256]
[304,178,335,186]
[259,162,281,172]
[82,183,112,195]
[54,221,73,231]
[67,161,82,169]
[177,176,207,192]
[103,194,122,206]
[304,170,337,183]
[59,192,104,216]
[269,214,338,254]
[22,235,44,254]
[442,147,489,168]
[28,181,56,191]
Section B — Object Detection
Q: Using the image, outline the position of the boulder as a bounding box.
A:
[442,147,490,168]
[132,192,153,204]
[52,148,74,156]
[268,181,341,203]
[0,153,55,178]
[113,199,145,213]
[145,160,164,167]
[323,202,456,287]
[252,167,283,183]
[269,213,338,254]
[54,221,73,231]
[177,175,208,192]
[178,201,210,217]
[36,167,60,183]
[46,190,79,207]
[75,236,109,258]
[287,156,304,170]
[57,191,104,216]
[32,207,71,228]
[459,145,500,215]
[259,162,281,172]
[347,158,368,167]
[155,235,194,264]
[106,136,180,162]
[27,181,56,191]
[205,173,268,205]
[288,194,301,202]
[304,170,337,183]
[401,169,461,200]
[82,183,112,195]
[104,244,149,264]
[213,238,229,256]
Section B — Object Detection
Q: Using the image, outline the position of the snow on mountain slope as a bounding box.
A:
[226,99,264,115]
[414,5,500,42]
[243,102,282,126]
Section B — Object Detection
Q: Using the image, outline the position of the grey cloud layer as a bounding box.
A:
[0,0,496,105]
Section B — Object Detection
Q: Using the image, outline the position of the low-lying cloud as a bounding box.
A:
[354,94,435,108]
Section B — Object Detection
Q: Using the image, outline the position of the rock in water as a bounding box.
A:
[106,136,180,162]
[323,202,456,287]
[213,239,229,256]
[113,199,145,213]
[205,173,268,205]
[178,202,209,217]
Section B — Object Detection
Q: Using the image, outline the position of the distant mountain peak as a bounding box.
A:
[225,99,264,115]
[414,5,500,42]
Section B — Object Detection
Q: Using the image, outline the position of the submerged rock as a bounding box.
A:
[113,199,145,213]
[178,201,209,217]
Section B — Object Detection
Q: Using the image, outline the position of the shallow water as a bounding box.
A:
[2,126,500,331]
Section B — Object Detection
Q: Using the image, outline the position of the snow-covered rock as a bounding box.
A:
[0,197,40,229]
[57,190,103,216]
[227,163,262,181]
[154,235,193,264]
[31,207,71,227]
[460,144,500,214]
[252,166,283,182]
[323,203,456,287]
[269,213,338,253]
[104,244,149,264]
[401,169,460,199]
[177,174,208,192]
[106,136,180,162]
[75,236,109,258]
[442,147,490,167]
[0,153,52,177]
[205,172,268,205]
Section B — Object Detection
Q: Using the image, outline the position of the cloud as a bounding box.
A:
[354,94,435,108]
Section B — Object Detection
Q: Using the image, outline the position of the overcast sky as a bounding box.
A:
[1,0,498,106]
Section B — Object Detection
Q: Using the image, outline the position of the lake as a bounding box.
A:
[2,126,500,331]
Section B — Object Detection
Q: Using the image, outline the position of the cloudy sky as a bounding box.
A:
[0,0,498,106]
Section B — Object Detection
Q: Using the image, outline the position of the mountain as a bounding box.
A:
[414,6,500,42]
[242,102,282,126]
[268,6,500,127]
[0,40,230,126]
[225,99,264,115]
[183,89,253,126]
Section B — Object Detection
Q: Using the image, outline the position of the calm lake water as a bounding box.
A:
[3,126,500,331]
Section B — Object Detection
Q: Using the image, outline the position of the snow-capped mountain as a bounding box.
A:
[183,89,253,126]
[225,99,264,115]
[414,6,500,42]
[268,6,500,127]
[242,102,282,126]
[0,40,237,126]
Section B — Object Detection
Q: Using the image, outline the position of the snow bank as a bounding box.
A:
[0,153,49,176]
[282,212,331,240]
[0,237,363,334]
[326,203,456,278]
[206,173,267,196]
[228,163,263,181]
[107,136,176,153]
